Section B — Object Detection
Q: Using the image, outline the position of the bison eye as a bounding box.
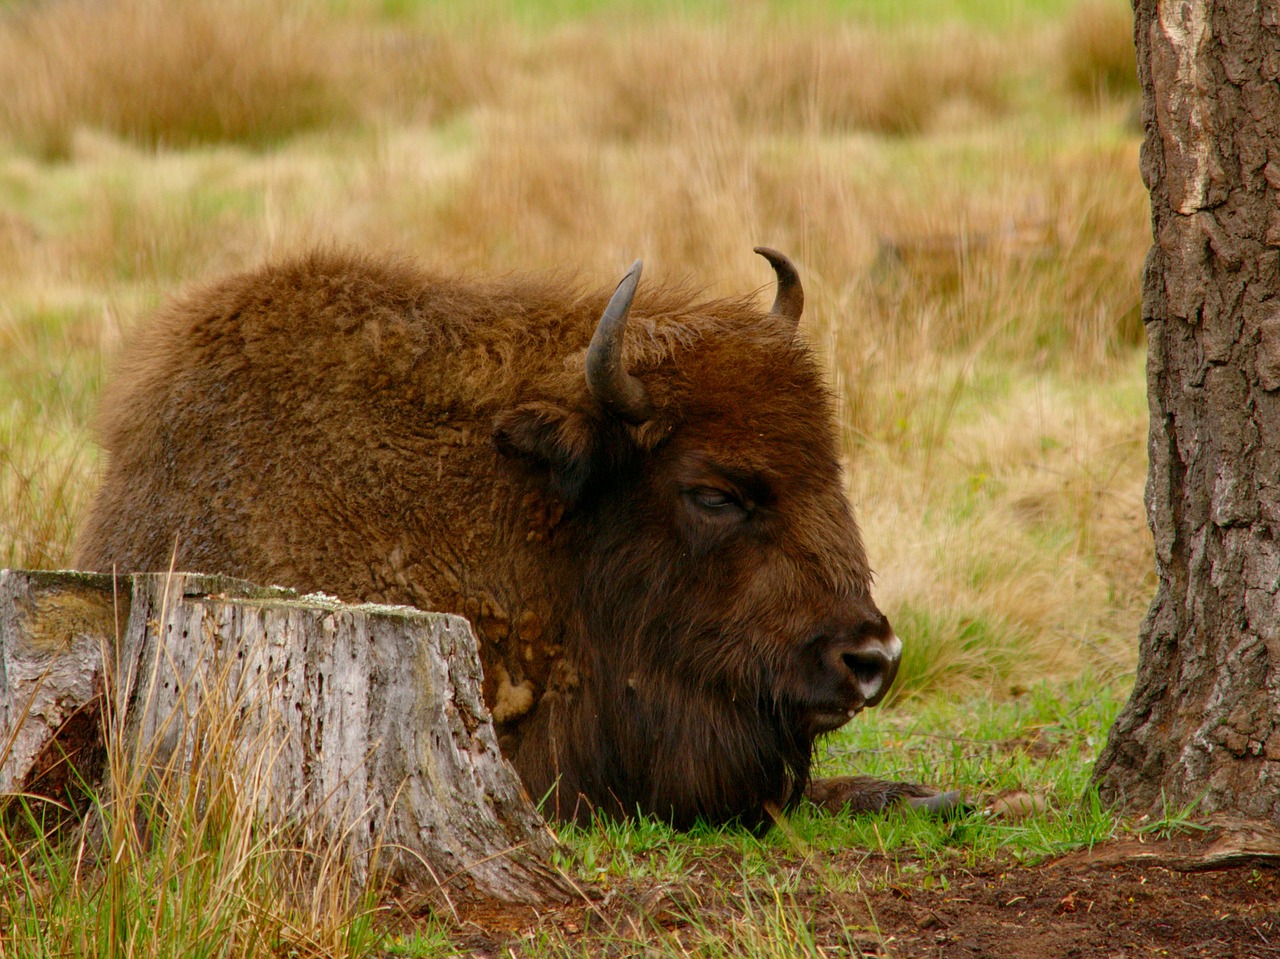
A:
[685,486,748,518]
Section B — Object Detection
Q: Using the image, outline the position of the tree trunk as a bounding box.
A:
[1094,0,1280,822]
[0,569,574,904]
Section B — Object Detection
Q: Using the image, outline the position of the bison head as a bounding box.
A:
[494,249,900,828]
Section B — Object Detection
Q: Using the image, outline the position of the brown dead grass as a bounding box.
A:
[0,0,351,156]
[0,1,1016,156]
[544,19,1011,141]
[0,0,506,157]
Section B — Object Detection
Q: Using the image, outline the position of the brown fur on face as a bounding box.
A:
[77,248,897,828]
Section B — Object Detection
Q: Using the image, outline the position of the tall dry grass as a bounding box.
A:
[0,0,349,157]
[542,19,1012,140]
[0,0,1041,157]
[0,0,504,157]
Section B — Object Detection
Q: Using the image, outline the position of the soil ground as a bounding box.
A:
[416,834,1280,958]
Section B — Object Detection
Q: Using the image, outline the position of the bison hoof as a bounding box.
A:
[804,775,968,817]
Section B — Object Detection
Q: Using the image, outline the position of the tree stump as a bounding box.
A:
[0,569,574,904]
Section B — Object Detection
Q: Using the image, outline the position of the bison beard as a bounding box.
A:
[76,246,903,828]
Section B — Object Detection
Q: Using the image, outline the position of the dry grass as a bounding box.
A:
[0,0,1024,155]
[860,362,1151,700]
[0,0,351,157]
[542,19,1012,141]
[0,0,505,158]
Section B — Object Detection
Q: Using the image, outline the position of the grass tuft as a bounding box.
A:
[812,675,1127,860]
[0,0,507,158]
[0,0,360,157]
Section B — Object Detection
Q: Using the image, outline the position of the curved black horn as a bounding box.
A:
[754,246,804,326]
[586,259,653,426]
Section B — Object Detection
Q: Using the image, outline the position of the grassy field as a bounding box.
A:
[0,0,1152,954]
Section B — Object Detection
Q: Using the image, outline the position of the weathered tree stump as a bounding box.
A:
[0,569,574,904]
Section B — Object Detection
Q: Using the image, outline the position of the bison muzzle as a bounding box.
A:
[77,246,903,828]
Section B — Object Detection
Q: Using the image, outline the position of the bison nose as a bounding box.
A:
[826,627,902,709]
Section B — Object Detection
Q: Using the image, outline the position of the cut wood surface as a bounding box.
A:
[0,569,574,904]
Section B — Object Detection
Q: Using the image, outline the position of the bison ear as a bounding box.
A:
[492,401,596,504]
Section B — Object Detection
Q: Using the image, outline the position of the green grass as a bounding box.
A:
[550,676,1126,883]
[382,919,455,957]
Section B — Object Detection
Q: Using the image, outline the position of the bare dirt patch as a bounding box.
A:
[859,853,1278,958]
[410,833,1280,959]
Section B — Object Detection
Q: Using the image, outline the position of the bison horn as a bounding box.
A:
[586,259,653,426]
[754,246,804,326]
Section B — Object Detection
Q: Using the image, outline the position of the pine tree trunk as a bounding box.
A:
[0,569,574,904]
[1094,0,1280,822]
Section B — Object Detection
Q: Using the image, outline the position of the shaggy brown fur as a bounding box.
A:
[77,248,901,828]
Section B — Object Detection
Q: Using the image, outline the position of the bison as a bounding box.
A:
[77,246,919,828]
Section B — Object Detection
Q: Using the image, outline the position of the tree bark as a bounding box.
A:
[0,569,574,904]
[1094,0,1280,822]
